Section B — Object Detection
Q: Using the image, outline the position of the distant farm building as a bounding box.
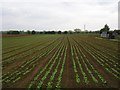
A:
[100,32,109,38]
[100,31,118,39]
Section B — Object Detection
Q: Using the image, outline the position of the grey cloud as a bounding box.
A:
[1,0,118,31]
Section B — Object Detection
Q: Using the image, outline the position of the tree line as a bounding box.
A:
[2,24,120,35]
[2,30,100,35]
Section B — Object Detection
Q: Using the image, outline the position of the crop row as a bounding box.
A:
[2,37,60,61]
[2,37,63,85]
[28,41,66,89]
[69,37,107,86]
[72,37,120,80]
[83,40,118,61]
[2,37,62,68]
[79,40,119,69]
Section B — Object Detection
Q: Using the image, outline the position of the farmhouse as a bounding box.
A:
[100,31,118,39]
[100,31,109,38]
[100,25,119,39]
[100,24,110,38]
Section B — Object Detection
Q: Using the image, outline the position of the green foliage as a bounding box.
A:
[7,31,20,34]
[100,24,110,34]
[2,35,119,88]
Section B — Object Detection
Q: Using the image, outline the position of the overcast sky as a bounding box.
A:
[0,0,119,31]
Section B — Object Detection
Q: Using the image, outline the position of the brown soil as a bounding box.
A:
[72,37,119,88]
[2,35,119,89]
[3,40,62,88]
[61,36,77,88]
[2,34,31,37]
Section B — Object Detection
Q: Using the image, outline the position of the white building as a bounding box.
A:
[100,32,109,38]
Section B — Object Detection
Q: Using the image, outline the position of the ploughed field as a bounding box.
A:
[2,34,119,89]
